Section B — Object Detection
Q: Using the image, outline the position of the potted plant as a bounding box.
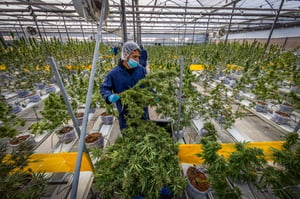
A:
[255,100,268,113]
[0,101,48,198]
[28,92,41,103]
[195,136,267,199]
[85,132,104,148]
[271,110,290,125]
[258,133,300,198]
[8,133,36,150]
[279,102,294,114]
[199,122,217,137]
[56,125,76,144]
[100,103,115,125]
[186,166,210,198]
[75,112,84,126]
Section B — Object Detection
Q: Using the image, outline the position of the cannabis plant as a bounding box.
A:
[0,101,48,199]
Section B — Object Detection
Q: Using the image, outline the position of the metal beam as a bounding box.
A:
[265,0,285,48]
[120,0,127,42]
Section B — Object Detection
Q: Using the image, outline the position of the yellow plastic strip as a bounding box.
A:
[189,64,204,71]
[178,141,284,165]
[25,152,93,173]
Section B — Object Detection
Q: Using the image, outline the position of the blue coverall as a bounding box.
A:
[139,47,147,67]
[100,61,149,130]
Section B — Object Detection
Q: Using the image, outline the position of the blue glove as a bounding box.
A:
[108,94,120,103]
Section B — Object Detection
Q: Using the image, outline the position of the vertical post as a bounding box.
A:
[131,0,136,42]
[80,23,86,41]
[182,0,188,45]
[47,57,82,138]
[294,120,300,133]
[62,15,70,41]
[176,56,184,142]
[204,15,211,43]
[121,0,128,43]
[70,0,107,198]
[57,24,63,42]
[0,33,7,48]
[265,0,284,49]
[225,2,236,44]
[282,37,288,51]
[18,21,28,43]
[135,0,141,45]
[28,2,43,42]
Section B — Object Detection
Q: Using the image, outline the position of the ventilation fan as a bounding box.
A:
[26,26,37,35]
[73,0,109,21]
[218,28,226,37]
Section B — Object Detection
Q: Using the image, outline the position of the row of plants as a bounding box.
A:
[193,122,300,199]
[0,100,49,198]
[1,37,299,197]
[148,41,299,130]
[0,36,113,94]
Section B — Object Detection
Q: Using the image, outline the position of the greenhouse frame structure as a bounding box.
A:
[0,0,300,48]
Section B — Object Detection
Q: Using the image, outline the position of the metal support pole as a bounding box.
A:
[80,23,86,41]
[120,0,128,43]
[294,120,300,133]
[70,0,107,198]
[62,15,70,41]
[135,0,141,45]
[282,37,288,51]
[265,0,284,49]
[32,105,40,121]
[0,33,7,48]
[182,0,188,45]
[47,57,82,138]
[57,24,63,42]
[225,2,236,43]
[176,56,184,142]
[18,20,28,43]
[41,22,48,41]
[131,0,136,42]
[28,2,43,41]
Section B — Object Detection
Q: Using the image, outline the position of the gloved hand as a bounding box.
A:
[108,94,120,103]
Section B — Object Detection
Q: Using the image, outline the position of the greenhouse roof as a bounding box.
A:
[0,0,300,41]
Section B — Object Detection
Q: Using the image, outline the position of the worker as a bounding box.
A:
[100,41,149,130]
[139,45,148,67]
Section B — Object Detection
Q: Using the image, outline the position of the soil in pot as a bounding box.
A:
[57,126,75,144]
[28,93,41,103]
[255,101,268,113]
[9,134,36,149]
[187,167,209,192]
[85,132,104,148]
[76,112,84,126]
[271,111,290,125]
[9,135,30,145]
[279,103,294,114]
[101,112,114,125]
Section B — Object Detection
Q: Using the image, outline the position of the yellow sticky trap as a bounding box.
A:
[189,64,204,71]
[178,141,284,165]
[24,152,94,173]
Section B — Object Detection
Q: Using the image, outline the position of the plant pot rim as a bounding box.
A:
[186,166,210,192]
[85,132,103,143]
[101,112,113,116]
[9,134,34,145]
[56,125,74,135]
